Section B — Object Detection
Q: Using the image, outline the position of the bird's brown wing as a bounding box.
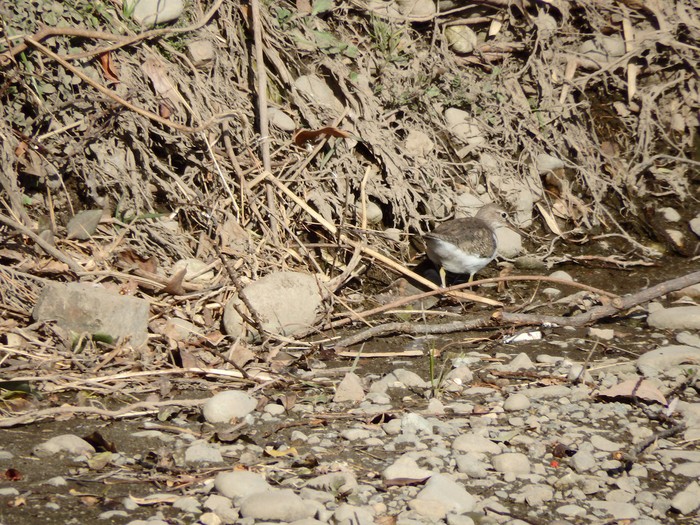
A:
[428,218,497,258]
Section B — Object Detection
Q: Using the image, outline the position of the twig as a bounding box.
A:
[332,317,495,349]
[0,213,83,273]
[1,0,226,63]
[0,399,206,428]
[330,271,700,347]
[24,37,237,133]
[320,274,619,334]
[498,270,700,327]
[216,246,267,344]
[249,0,278,243]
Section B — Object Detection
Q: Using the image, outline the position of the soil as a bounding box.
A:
[0,0,699,523]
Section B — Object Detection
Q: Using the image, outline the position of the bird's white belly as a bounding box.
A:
[426,239,495,275]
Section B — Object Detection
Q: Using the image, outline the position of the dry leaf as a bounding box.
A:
[99,52,119,83]
[141,59,182,109]
[597,378,667,405]
[293,126,351,146]
[66,209,103,240]
[163,268,187,295]
[119,250,159,274]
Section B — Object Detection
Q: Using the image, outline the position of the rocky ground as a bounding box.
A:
[1,0,700,524]
[2,274,700,524]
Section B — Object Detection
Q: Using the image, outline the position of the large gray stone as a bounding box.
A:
[222,271,323,340]
[32,282,149,347]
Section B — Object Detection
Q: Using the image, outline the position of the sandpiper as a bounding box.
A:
[424,203,508,288]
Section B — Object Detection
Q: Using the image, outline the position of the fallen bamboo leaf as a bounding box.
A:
[293,126,351,146]
[99,52,119,83]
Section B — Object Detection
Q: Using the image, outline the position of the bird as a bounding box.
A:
[424,203,508,288]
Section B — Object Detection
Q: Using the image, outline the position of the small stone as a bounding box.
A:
[185,442,223,464]
[202,391,257,424]
[571,449,596,473]
[33,434,95,458]
[587,327,615,340]
[503,393,531,411]
[452,433,500,454]
[187,40,215,67]
[415,474,476,513]
[239,489,314,521]
[648,306,700,331]
[334,372,365,403]
[492,452,530,474]
[671,481,700,514]
[382,455,432,484]
[130,0,184,27]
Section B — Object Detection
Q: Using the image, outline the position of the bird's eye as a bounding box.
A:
[501,212,507,219]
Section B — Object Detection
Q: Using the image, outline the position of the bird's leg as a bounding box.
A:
[439,267,447,288]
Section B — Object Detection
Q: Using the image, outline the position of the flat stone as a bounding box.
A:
[671,481,700,514]
[415,473,476,513]
[33,434,95,458]
[203,391,257,424]
[215,471,271,502]
[333,372,365,403]
[239,488,314,521]
[452,433,501,454]
[130,0,184,27]
[648,306,700,331]
[223,271,323,340]
[492,452,530,474]
[637,345,700,377]
[33,282,150,347]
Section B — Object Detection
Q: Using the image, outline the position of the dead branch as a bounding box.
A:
[331,271,700,348]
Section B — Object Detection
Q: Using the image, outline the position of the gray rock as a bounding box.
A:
[332,503,375,525]
[589,501,640,519]
[455,454,488,478]
[648,306,700,330]
[334,372,365,403]
[33,282,150,347]
[492,452,530,474]
[187,40,215,68]
[408,498,447,521]
[503,393,531,411]
[590,435,620,452]
[691,215,700,237]
[495,227,522,258]
[130,0,184,27]
[306,471,358,494]
[587,327,615,340]
[214,471,271,501]
[202,391,257,423]
[452,433,500,454]
[172,496,201,513]
[401,413,433,435]
[33,434,95,457]
[637,345,700,377]
[520,484,554,506]
[556,504,587,517]
[415,473,476,513]
[671,481,700,514]
[382,455,432,484]
[222,271,323,340]
[571,450,596,473]
[239,489,314,521]
[203,494,239,523]
[185,442,223,464]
